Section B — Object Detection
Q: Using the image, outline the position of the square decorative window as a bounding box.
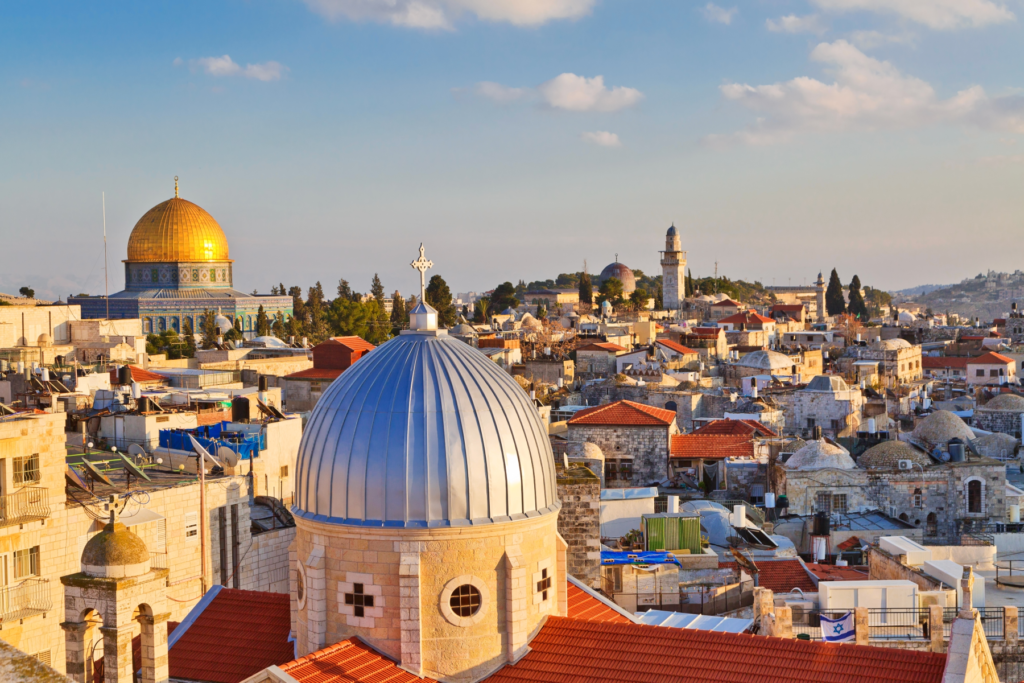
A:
[13,454,40,484]
[280,465,289,478]
[344,583,375,618]
[536,568,551,602]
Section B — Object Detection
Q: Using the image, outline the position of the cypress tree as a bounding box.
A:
[578,271,593,305]
[847,275,868,319]
[825,268,846,316]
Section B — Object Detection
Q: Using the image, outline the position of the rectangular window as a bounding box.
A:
[13,546,39,579]
[13,454,40,485]
[611,566,623,592]
[185,511,199,544]
[977,369,985,377]
[536,568,551,602]
[806,418,816,430]
[816,492,832,516]
[831,419,843,433]
[750,484,765,505]
[832,494,848,516]
[914,493,923,508]
[991,369,999,377]
[280,465,289,478]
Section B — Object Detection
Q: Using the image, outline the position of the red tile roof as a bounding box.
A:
[567,582,633,624]
[655,339,698,355]
[109,365,169,384]
[170,588,293,683]
[719,311,775,326]
[922,357,969,370]
[837,536,862,551]
[568,400,676,427]
[720,559,817,593]
[577,341,627,353]
[283,368,345,381]
[483,617,946,683]
[970,352,1015,366]
[805,563,870,581]
[671,434,753,460]
[711,298,742,307]
[770,304,805,313]
[693,418,777,437]
[319,336,377,353]
[281,638,437,683]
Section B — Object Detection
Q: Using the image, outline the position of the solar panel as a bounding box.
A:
[80,459,114,488]
[118,453,152,483]
[65,467,90,492]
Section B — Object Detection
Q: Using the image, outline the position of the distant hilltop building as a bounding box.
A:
[70,178,292,336]
[660,224,686,310]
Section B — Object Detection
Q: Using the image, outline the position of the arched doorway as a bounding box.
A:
[926,512,938,536]
[967,479,983,514]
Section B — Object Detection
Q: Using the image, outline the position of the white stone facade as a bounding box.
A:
[661,228,686,311]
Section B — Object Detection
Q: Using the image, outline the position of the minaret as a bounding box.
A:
[660,224,687,310]
[815,272,826,323]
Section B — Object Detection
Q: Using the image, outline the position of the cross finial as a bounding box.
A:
[410,243,433,302]
[174,176,179,198]
[104,494,119,526]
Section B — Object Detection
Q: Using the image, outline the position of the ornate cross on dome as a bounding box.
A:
[410,243,433,302]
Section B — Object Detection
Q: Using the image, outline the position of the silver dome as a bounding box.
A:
[294,330,560,528]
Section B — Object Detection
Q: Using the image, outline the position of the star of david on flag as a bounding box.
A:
[820,611,855,642]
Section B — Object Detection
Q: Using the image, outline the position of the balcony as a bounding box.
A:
[0,488,51,528]
[0,578,52,623]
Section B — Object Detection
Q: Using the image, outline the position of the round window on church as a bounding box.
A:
[449,585,481,618]
[296,562,307,610]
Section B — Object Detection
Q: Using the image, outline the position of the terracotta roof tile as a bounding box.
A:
[671,434,753,460]
[483,617,946,683]
[568,400,676,427]
[655,339,698,355]
[169,588,293,683]
[805,563,870,581]
[693,419,777,437]
[320,336,377,353]
[577,342,627,353]
[971,352,1015,365]
[770,304,805,313]
[711,298,742,307]
[719,311,775,326]
[922,357,969,369]
[719,559,817,594]
[109,365,169,384]
[566,583,633,624]
[837,536,862,551]
[281,638,438,683]
[283,368,345,380]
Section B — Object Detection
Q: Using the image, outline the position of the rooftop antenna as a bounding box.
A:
[103,192,109,319]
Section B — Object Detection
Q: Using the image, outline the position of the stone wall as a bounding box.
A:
[974,409,1022,437]
[777,388,863,438]
[567,423,673,487]
[866,546,946,592]
[556,464,601,588]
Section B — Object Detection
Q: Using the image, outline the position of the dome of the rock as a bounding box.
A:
[126,194,230,263]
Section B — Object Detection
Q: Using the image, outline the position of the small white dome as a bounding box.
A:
[736,350,793,371]
[785,439,856,471]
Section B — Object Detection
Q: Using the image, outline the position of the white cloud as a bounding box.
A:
[472,81,530,104]
[701,3,738,24]
[184,55,287,81]
[708,40,1024,145]
[301,0,594,29]
[847,29,916,48]
[810,0,1014,29]
[537,73,643,112]
[766,14,826,34]
[581,131,622,147]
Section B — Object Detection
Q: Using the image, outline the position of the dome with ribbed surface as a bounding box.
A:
[294,331,560,528]
[126,196,230,262]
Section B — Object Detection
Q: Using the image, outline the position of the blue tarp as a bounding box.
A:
[601,551,682,566]
[159,422,265,461]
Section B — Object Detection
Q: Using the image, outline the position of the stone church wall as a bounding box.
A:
[556,464,601,588]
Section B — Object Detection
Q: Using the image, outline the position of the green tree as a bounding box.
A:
[256,305,270,336]
[474,296,491,323]
[337,279,353,300]
[370,274,385,306]
[555,273,579,287]
[515,280,527,299]
[271,312,286,338]
[825,268,846,317]
[426,274,458,328]
[19,286,34,299]
[200,309,218,349]
[181,318,197,357]
[491,282,519,311]
[390,290,407,327]
[536,304,548,319]
[597,277,625,306]
[364,300,392,345]
[629,287,650,311]
[306,282,329,343]
[578,271,593,305]
[327,298,371,339]
[286,314,302,339]
[288,286,306,330]
[847,275,868,320]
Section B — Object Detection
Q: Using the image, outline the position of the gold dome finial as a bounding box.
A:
[174,176,179,198]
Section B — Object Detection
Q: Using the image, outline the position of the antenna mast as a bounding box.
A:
[103,192,109,319]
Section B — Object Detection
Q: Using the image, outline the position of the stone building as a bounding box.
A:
[566,400,679,488]
[0,411,296,677]
[974,392,1024,436]
[725,349,823,387]
[598,260,636,294]
[660,224,687,311]
[966,352,1016,386]
[555,463,601,588]
[281,336,375,411]
[709,298,743,320]
[678,326,727,359]
[69,179,292,336]
[842,338,923,388]
[522,357,574,386]
[576,341,626,375]
[776,375,864,438]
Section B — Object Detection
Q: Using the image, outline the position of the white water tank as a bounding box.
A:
[765,492,776,509]
[1011,505,1021,523]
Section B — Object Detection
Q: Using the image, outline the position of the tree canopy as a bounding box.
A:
[847,275,868,319]
[825,269,847,316]
[426,274,458,328]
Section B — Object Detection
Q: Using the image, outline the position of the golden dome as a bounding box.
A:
[126,184,230,263]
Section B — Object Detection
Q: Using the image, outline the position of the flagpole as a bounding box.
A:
[103,192,109,319]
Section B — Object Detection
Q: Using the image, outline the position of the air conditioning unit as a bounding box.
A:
[786,601,815,625]
[898,459,913,471]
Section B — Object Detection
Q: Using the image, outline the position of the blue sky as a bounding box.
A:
[3,0,1024,301]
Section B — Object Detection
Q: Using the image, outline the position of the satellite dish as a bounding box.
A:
[80,459,114,488]
[117,453,152,484]
[217,446,240,468]
[65,467,90,492]
[127,443,147,460]
[188,435,222,468]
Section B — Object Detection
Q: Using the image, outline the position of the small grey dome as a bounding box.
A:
[912,410,975,448]
[785,439,856,471]
[982,394,1024,412]
[858,441,931,469]
[294,331,560,528]
[736,350,793,371]
[871,338,912,351]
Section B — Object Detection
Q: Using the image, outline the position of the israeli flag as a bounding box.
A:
[821,612,855,643]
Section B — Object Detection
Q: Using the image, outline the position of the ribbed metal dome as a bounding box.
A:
[293,331,560,528]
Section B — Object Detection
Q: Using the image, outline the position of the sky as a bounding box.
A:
[3,0,1024,301]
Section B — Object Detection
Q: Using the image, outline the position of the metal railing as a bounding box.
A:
[867,608,931,641]
[0,578,52,623]
[150,552,168,570]
[0,488,50,528]
[941,607,1004,640]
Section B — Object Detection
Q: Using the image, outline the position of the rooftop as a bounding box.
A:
[693,418,777,437]
[317,336,377,353]
[719,558,817,593]
[577,341,627,352]
[655,339,698,355]
[568,400,676,427]
[670,433,754,460]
